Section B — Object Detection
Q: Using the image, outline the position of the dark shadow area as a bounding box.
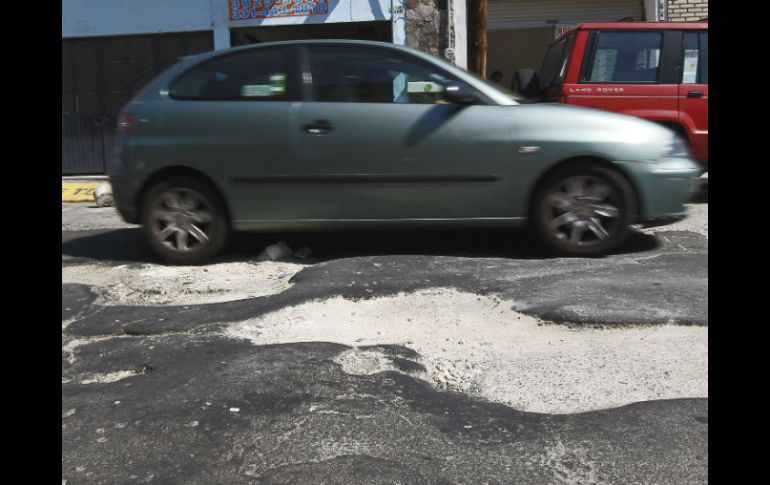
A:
[62,226,659,265]
[690,179,708,203]
[62,228,155,264]
[228,228,659,263]
[404,104,465,147]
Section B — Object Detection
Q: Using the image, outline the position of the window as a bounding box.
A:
[682,32,699,84]
[585,32,663,83]
[308,45,471,104]
[169,48,293,101]
[682,31,707,84]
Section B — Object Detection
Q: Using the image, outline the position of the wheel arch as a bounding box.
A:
[525,156,643,223]
[136,166,232,224]
[654,121,690,144]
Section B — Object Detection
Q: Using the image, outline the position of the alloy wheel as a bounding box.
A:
[148,188,215,253]
[541,174,625,250]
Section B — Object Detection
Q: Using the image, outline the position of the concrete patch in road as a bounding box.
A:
[62,260,307,306]
[62,232,707,339]
[225,288,708,415]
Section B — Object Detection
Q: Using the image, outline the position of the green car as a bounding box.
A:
[109,39,700,265]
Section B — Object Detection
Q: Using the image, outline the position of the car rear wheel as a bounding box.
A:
[531,164,636,256]
[140,177,229,265]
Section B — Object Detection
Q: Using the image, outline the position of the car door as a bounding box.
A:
[570,30,679,123]
[678,31,708,165]
[162,45,302,224]
[292,43,520,223]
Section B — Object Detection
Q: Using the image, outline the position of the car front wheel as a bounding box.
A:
[531,164,636,256]
[140,177,229,265]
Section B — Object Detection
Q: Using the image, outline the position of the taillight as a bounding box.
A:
[117,113,137,133]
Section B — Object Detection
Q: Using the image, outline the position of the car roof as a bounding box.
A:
[180,39,445,69]
[198,38,421,57]
[575,21,707,30]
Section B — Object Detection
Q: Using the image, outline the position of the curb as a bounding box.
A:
[62,182,102,202]
[62,177,113,205]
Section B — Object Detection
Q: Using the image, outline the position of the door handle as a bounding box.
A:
[303,119,334,135]
[687,91,704,98]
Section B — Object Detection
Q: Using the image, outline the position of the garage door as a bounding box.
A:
[488,0,645,30]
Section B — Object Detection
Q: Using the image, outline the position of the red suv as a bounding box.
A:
[516,22,708,169]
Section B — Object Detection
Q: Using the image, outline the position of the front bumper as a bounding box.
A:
[616,157,701,225]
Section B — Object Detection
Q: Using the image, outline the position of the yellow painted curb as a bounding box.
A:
[62,183,101,202]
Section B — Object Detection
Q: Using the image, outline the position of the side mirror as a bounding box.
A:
[444,84,478,105]
[514,68,542,99]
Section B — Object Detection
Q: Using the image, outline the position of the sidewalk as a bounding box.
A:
[62,175,109,203]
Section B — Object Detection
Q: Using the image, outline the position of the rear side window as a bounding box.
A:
[584,31,663,83]
[683,31,708,84]
[169,48,293,101]
[539,34,574,90]
[307,45,473,104]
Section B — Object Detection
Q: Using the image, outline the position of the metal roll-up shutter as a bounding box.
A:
[488,0,645,30]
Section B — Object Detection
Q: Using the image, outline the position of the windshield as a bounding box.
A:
[424,52,520,105]
[539,33,575,90]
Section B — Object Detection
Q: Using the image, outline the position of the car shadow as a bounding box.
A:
[62,228,154,265]
[404,104,466,147]
[690,181,708,203]
[62,227,660,265]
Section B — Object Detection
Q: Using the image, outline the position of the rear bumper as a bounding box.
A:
[109,174,141,224]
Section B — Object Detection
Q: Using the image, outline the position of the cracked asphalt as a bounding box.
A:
[62,202,708,484]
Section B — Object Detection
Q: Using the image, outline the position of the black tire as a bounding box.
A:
[530,164,636,256]
[140,176,230,265]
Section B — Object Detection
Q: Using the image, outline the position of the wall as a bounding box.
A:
[404,0,466,66]
[62,0,221,37]
[407,0,444,57]
[62,1,394,49]
[645,0,663,20]
[451,0,467,69]
[667,0,708,21]
[227,0,392,27]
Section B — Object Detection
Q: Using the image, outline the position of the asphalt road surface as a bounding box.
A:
[62,201,707,485]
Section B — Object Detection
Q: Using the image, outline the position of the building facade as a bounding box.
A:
[666,0,708,21]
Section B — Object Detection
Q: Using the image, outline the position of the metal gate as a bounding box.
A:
[62,114,114,174]
[487,0,645,29]
[62,32,213,175]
